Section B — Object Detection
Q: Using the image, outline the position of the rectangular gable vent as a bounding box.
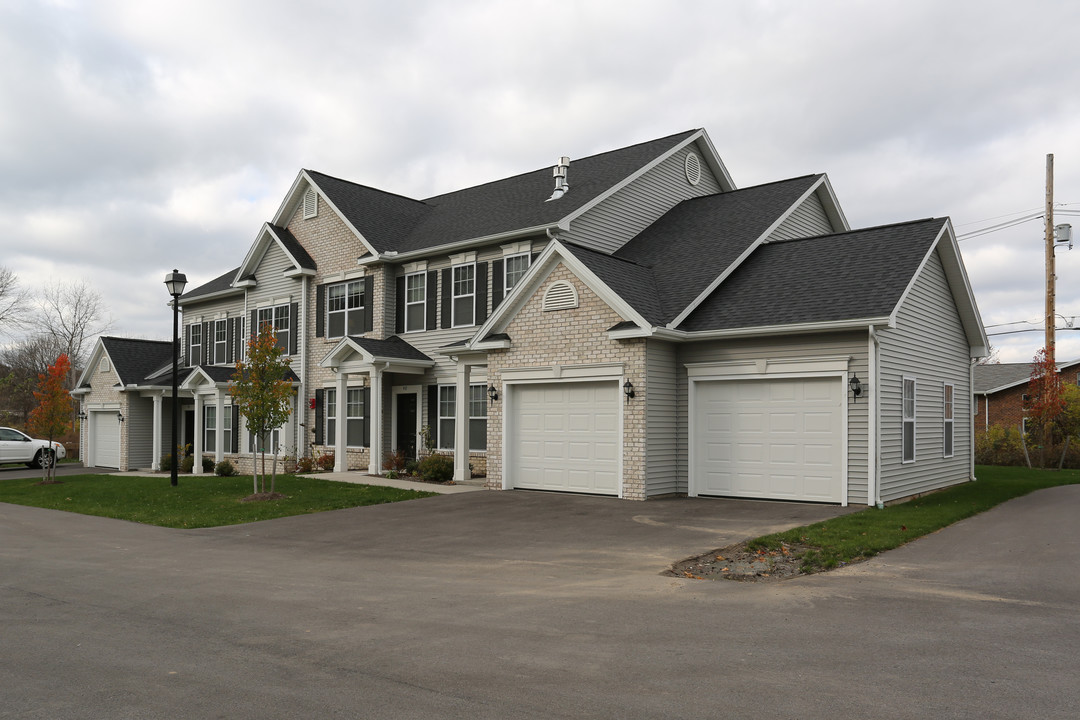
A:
[303,188,318,219]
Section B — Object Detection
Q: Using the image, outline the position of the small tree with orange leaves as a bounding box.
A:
[27,353,73,483]
[1027,347,1066,469]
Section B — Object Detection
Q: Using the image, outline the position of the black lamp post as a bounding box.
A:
[165,269,187,486]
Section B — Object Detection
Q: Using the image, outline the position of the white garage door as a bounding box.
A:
[693,377,843,503]
[509,381,619,495]
[92,411,120,469]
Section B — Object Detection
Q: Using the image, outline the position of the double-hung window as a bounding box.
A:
[346,388,365,447]
[258,305,290,352]
[902,377,916,463]
[214,320,227,364]
[438,384,487,451]
[325,389,337,445]
[405,273,426,333]
[189,324,202,365]
[222,406,232,452]
[204,406,217,453]
[452,264,475,327]
[327,280,365,338]
[504,253,530,295]
[943,383,954,458]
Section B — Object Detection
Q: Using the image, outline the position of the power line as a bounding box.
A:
[956,213,1044,241]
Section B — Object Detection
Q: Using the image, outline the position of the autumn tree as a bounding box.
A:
[230,323,294,496]
[1027,347,1065,468]
[26,354,73,483]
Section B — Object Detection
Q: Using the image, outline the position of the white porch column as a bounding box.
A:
[151,393,162,471]
[193,393,204,474]
[335,371,348,472]
[368,366,384,475]
[215,391,225,463]
[454,362,471,483]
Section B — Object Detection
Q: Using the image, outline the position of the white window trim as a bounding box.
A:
[943,382,954,459]
[345,387,365,448]
[469,384,488,453]
[258,303,291,352]
[189,324,202,364]
[451,262,476,328]
[902,376,916,464]
[503,252,531,296]
[438,383,487,452]
[214,319,227,365]
[326,279,365,340]
[325,388,337,447]
[404,271,426,334]
[204,405,217,453]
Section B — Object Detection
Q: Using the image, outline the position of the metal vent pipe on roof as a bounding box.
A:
[547,156,571,201]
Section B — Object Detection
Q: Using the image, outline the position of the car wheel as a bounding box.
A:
[33,450,55,469]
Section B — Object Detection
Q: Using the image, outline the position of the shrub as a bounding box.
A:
[180,455,195,473]
[417,453,454,483]
[296,456,315,473]
[202,455,215,473]
[316,452,335,471]
[975,425,1028,467]
[215,460,237,476]
[161,454,172,472]
[404,458,419,476]
[383,450,408,474]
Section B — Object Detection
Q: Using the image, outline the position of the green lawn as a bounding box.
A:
[0,473,437,528]
[749,465,1080,572]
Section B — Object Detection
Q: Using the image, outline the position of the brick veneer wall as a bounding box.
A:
[485,262,647,499]
[981,385,1028,433]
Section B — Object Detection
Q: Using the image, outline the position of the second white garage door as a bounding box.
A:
[693,377,843,503]
[509,381,619,495]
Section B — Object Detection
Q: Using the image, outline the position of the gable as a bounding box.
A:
[767,186,843,241]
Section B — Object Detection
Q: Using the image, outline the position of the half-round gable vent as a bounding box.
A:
[542,280,579,312]
[303,188,318,219]
[684,152,702,186]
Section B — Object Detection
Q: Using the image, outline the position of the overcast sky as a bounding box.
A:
[3,0,1080,363]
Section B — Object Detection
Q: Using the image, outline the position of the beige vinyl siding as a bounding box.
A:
[676,331,869,504]
[767,191,833,241]
[644,340,678,496]
[562,147,724,255]
[877,249,972,502]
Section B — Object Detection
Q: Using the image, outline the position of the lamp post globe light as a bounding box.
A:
[165,269,187,487]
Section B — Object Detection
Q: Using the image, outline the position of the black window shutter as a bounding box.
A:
[440,268,452,329]
[290,302,299,355]
[231,406,240,453]
[427,384,439,449]
[203,322,211,364]
[314,389,324,445]
[363,276,374,334]
[315,283,325,338]
[491,259,504,310]
[362,387,371,448]
[532,251,540,265]
[226,318,235,363]
[395,276,406,333]
[185,325,191,367]
[249,310,257,342]
[425,270,438,330]
[476,261,488,324]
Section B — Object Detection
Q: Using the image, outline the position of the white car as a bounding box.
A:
[0,426,67,468]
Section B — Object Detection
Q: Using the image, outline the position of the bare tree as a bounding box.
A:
[0,335,68,424]
[0,266,30,337]
[36,280,113,388]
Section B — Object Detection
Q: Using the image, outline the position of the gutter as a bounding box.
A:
[356,221,570,266]
[610,316,894,342]
[971,359,978,482]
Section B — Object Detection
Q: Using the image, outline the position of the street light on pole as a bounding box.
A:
[165,269,187,487]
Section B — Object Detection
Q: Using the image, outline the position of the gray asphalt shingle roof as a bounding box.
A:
[974,360,1080,393]
[679,217,945,332]
[311,130,700,255]
[180,267,241,302]
[347,335,432,362]
[101,337,175,386]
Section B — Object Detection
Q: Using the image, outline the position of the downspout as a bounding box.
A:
[868,326,882,508]
[298,275,309,459]
[970,358,978,482]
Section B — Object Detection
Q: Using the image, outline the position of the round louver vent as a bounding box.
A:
[684,152,702,186]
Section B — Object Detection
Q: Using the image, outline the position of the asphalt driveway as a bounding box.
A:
[2,486,1078,719]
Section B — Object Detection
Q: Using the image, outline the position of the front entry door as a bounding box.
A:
[395,393,418,459]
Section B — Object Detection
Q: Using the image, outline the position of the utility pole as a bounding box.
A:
[1045,153,1055,364]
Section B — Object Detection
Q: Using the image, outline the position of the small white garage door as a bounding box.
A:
[92,411,120,469]
[693,377,843,503]
[509,381,619,495]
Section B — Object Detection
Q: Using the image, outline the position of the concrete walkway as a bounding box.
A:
[103,469,484,494]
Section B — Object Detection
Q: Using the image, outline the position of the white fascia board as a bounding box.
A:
[271,169,308,227]
[319,337,363,368]
[361,222,567,265]
[694,130,737,192]
[283,267,316,278]
[559,130,712,229]
[653,316,891,342]
[816,174,850,231]
[74,339,107,389]
[299,171,381,259]
[467,240,649,349]
[179,367,214,391]
[180,287,245,307]
[668,175,828,329]
[234,223,274,284]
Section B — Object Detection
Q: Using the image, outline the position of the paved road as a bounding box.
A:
[1,487,1077,719]
[0,463,111,480]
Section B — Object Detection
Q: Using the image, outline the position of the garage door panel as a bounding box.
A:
[93,412,120,469]
[695,377,842,503]
[510,381,620,496]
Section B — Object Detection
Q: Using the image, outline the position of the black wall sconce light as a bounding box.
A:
[487,385,498,403]
[77,411,87,420]
[849,374,863,402]
[623,380,635,400]
[116,411,125,423]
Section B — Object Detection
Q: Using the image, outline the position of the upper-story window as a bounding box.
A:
[189,324,203,365]
[258,304,290,353]
[452,263,475,327]
[504,253,530,295]
[405,272,426,333]
[214,320,227,364]
[327,280,365,338]
[943,383,954,458]
[902,376,916,463]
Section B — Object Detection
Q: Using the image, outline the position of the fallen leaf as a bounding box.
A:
[716,555,724,561]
